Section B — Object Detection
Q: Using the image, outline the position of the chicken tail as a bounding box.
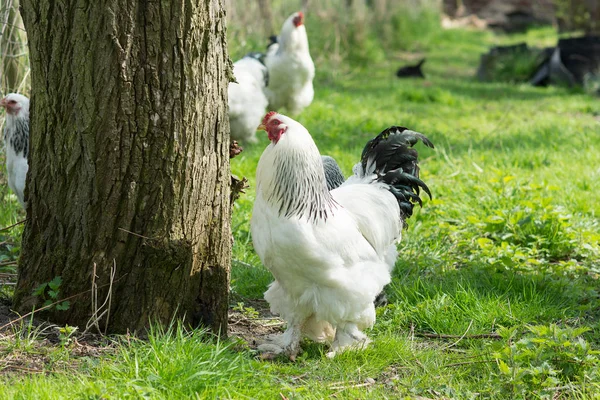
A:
[359,126,434,220]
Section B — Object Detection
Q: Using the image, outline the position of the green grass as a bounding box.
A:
[2,24,600,399]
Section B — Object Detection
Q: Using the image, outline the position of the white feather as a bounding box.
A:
[2,93,29,208]
[251,114,402,357]
[228,57,269,143]
[7,156,28,208]
[264,13,315,115]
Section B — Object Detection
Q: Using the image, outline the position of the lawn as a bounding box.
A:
[1,21,600,399]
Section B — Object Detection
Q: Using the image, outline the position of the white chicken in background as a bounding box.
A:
[251,112,433,358]
[1,93,29,208]
[228,55,269,143]
[264,12,315,115]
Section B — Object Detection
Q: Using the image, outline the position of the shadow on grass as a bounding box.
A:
[437,79,565,102]
[386,256,598,335]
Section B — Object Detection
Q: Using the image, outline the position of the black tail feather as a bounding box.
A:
[268,35,278,48]
[381,169,432,200]
[360,126,434,221]
[396,58,427,78]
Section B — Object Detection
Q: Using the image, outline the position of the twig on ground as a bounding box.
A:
[230,313,281,321]
[118,227,154,240]
[330,378,376,391]
[84,260,116,335]
[263,322,286,327]
[3,365,44,374]
[0,273,126,332]
[0,219,26,232]
[0,260,17,267]
[232,259,257,268]
[443,360,494,368]
[414,331,501,340]
[441,319,473,350]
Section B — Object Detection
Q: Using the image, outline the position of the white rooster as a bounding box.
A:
[1,93,29,208]
[251,112,433,358]
[228,55,270,143]
[264,12,315,115]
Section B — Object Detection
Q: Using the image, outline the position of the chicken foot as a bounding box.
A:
[327,322,371,358]
[257,323,302,360]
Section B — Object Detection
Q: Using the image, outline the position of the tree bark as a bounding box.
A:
[14,0,232,335]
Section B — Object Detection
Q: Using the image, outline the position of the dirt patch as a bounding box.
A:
[0,336,114,376]
[0,295,285,375]
[0,298,116,376]
[228,298,285,348]
[0,302,15,329]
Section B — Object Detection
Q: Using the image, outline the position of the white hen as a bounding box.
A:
[264,12,315,115]
[228,55,269,143]
[251,112,433,358]
[1,93,29,208]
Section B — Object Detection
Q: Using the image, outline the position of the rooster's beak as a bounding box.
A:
[257,123,266,131]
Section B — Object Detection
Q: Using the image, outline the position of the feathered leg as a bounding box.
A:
[327,322,371,358]
[258,280,307,359]
[258,323,302,360]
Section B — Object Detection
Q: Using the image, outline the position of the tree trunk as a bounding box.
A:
[14,0,232,335]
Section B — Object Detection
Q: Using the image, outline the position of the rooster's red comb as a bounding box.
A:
[262,111,277,126]
[293,12,304,27]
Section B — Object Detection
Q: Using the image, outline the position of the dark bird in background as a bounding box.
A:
[396,58,426,78]
[267,35,278,51]
[321,155,345,191]
[1,93,29,208]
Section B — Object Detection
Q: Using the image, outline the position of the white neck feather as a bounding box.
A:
[256,123,336,222]
[279,25,310,54]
